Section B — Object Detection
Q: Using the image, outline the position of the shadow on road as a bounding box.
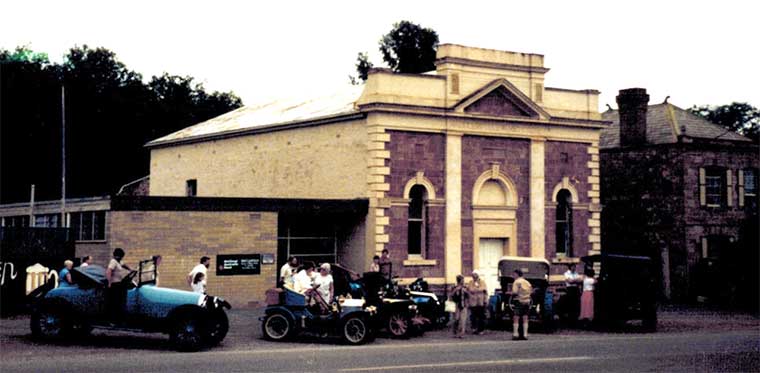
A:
[7,332,175,352]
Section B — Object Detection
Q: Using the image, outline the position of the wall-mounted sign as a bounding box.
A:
[261,254,275,265]
[216,254,261,276]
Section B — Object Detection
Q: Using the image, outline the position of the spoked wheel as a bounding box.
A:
[342,315,370,345]
[31,309,69,340]
[204,311,229,346]
[387,312,410,338]
[262,313,292,341]
[171,315,204,352]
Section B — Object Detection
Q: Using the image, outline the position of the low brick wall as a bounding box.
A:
[107,210,278,308]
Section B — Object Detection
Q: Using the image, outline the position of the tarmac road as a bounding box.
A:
[1,307,758,372]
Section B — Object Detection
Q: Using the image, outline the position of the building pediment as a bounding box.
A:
[454,79,550,120]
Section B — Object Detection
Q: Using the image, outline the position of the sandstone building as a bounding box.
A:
[145,44,606,292]
[600,88,758,302]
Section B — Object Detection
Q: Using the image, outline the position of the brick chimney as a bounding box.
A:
[616,88,649,146]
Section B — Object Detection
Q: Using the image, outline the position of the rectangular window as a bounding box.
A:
[2,215,30,227]
[70,211,106,241]
[743,168,758,210]
[34,214,60,228]
[704,169,724,207]
[186,179,197,197]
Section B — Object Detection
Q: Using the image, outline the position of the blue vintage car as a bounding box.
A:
[29,257,230,351]
[261,287,377,345]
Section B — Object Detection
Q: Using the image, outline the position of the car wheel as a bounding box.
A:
[387,312,410,338]
[170,314,204,352]
[262,313,292,341]
[203,311,229,346]
[342,315,370,345]
[31,308,70,340]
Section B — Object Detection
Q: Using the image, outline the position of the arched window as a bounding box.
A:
[556,189,573,257]
[408,185,427,256]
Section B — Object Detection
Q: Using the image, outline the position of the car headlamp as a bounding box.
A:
[408,304,417,311]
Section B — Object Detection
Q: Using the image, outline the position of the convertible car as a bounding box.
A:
[29,257,231,351]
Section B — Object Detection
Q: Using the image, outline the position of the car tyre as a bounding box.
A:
[170,314,205,352]
[342,315,370,345]
[387,312,411,338]
[31,307,71,340]
[262,313,293,341]
[203,311,229,346]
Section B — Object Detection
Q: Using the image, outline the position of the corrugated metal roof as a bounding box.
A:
[147,85,364,146]
[600,103,750,148]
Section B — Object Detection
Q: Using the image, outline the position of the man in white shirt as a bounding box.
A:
[187,256,210,289]
[563,263,582,323]
[279,256,298,288]
[293,262,316,294]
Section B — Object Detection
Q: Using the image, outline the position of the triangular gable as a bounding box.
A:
[454,79,550,120]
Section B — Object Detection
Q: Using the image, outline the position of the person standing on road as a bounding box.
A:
[564,263,582,324]
[105,248,131,323]
[450,274,469,338]
[279,256,298,288]
[512,269,533,340]
[187,256,210,289]
[467,270,488,335]
[579,268,596,327]
[191,272,206,294]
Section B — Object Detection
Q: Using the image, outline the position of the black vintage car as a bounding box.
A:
[488,256,555,332]
[330,264,425,338]
[581,254,658,331]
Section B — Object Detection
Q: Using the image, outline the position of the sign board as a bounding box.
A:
[216,254,261,276]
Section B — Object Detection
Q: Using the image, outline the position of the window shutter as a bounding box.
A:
[738,169,745,207]
[701,237,708,258]
[726,169,733,207]
[698,168,706,206]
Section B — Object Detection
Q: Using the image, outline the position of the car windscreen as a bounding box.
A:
[71,264,108,286]
[498,260,549,280]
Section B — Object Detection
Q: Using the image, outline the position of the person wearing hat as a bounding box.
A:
[314,263,334,303]
[466,270,488,335]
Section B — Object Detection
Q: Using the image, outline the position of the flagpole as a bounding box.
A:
[61,85,66,227]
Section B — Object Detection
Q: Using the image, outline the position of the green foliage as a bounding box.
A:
[0,45,242,203]
[689,102,759,142]
[350,20,439,83]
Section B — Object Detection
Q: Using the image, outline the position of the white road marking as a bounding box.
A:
[338,356,593,371]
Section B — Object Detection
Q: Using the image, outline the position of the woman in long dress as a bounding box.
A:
[579,268,596,325]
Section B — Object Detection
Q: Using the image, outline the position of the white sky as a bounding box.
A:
[2,0,758,111]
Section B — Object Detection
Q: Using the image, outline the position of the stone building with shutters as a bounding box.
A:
[145,44,607,291]
[600,88,759,302]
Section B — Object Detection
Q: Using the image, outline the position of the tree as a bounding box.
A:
[350,20,439,84]
[689,102,759,142]
[0,45,242,203]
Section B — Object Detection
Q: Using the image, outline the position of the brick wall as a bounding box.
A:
[544,141,592,258]
[462,135,531,271]
[386,131,446,277]
[601,142,759,300]
[107,210,278,307]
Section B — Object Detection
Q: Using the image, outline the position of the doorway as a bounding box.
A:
[478,238,506,293]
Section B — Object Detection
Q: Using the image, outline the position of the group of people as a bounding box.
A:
[563,263,596,326]
[279,256,334,304]
[57,255,93,287]
[449,270,504,339]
